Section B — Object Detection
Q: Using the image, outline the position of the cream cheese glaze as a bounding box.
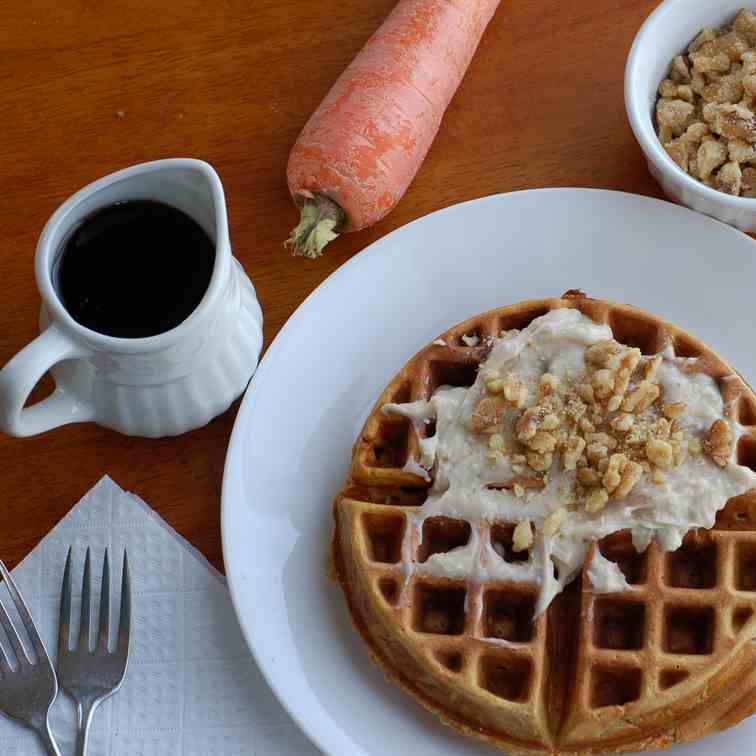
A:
[384,309,756,616]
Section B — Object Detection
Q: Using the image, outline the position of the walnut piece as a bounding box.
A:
[543,508,567,535]
[470,397,506,433]
[586,488,609,514]
[705,419,733,467]
[512,520,533,551]
[646,437,674,469]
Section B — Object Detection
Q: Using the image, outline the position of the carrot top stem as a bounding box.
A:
[285,193,345,258]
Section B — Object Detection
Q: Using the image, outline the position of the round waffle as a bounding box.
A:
[332,292,756,755]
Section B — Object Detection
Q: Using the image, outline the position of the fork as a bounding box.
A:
[58,547,131,756]
[0,560,62,755]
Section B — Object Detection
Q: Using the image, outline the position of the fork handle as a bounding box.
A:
[74,700,99,756]
[38,715,62,756]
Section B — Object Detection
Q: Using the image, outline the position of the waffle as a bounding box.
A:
[332,292,756,755]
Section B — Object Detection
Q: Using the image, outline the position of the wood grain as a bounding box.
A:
[0,0,661,571]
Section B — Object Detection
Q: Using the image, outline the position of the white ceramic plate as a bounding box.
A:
[222,189,756,756]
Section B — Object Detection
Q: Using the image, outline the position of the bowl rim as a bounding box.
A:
[625,0,756,208]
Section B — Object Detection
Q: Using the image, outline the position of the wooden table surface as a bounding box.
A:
[0,0,663,572]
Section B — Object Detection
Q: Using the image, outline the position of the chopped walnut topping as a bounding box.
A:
[622,380,660,413]
[489,433,506,452]
[579,416,596,434]
[671,54,691,82]
[461,333,480,347]
[543,508,567,535]
[527,451,552,472]
[743,166,756,196]
[461,320,740,520]
[656,11,756,196]
[592,369,615,399]
[662,402,685,419]
[586,488,609,514]
[607,395,623,412]
[562,435,586,470]
[705,419,733,467]
[616,461,643,498]
[578,466,600,486]
[578,383,595,403]
[586,432,617,450]
[512,520,533,551]
[652,469,667,485]
[470,397,506,433]
[529,430,557,454]
[540,373,559,395]
[586,442,608,464]
[585,340,622,368]
[610,413,635,432]
[646,437,674,469]
[602,453,627,494]
[657,98,695,134]
[718,160,743,194]
[515,406,540,441]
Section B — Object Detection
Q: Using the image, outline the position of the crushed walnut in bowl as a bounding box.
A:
[656,9,756,197]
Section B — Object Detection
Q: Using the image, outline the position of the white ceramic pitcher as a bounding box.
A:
[0,159,263,437]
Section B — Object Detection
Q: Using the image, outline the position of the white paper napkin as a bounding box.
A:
[0,476,319,756]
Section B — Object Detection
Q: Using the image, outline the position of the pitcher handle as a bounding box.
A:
[0,325,94,437]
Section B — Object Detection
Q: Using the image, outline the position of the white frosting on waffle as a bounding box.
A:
[384,309,756,615]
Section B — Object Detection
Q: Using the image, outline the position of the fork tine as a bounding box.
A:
[78,547,92,652]
[59,547,73,657]
[117,551,131,655]
[0,560,48,665]
[0,637,11,675]
[0,594,29,666]
[97,550,110,653]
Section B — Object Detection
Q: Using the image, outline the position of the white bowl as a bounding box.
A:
[625,0,756,231]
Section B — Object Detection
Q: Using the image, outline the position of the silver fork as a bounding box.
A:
[0,560,62,755]
[58,547,131,756]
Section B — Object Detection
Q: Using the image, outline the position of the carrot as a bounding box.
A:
[285,0,501,258]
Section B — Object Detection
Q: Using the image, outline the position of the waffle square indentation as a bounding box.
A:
[737,435,756,474]
[491,523,530,563]
[497,306,550,333]
[733,605,753,633]
[434,649,464,673]
[664,605,715,655]
[659,668,689,690]
[479,654,532,702]
[738,396,756,427]
[673,334,702,359]
[413,583,467,635]
[418,517,471,563]
[736,542,756,590]
[591,666,642,708]
[598,531,647,584]
[483,590,536,642]
[428,360,479,394]
[609,311,666,355]
[378,577,399,605]
[664,538,716,589]
[362,513,405,564]
[371,419,410,468]
[593,599,645,650]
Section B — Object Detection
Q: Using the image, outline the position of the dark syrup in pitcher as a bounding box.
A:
[55,200,215,338]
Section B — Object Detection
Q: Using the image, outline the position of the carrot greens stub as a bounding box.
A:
[285,193,345,259]
[285,0,502,258]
